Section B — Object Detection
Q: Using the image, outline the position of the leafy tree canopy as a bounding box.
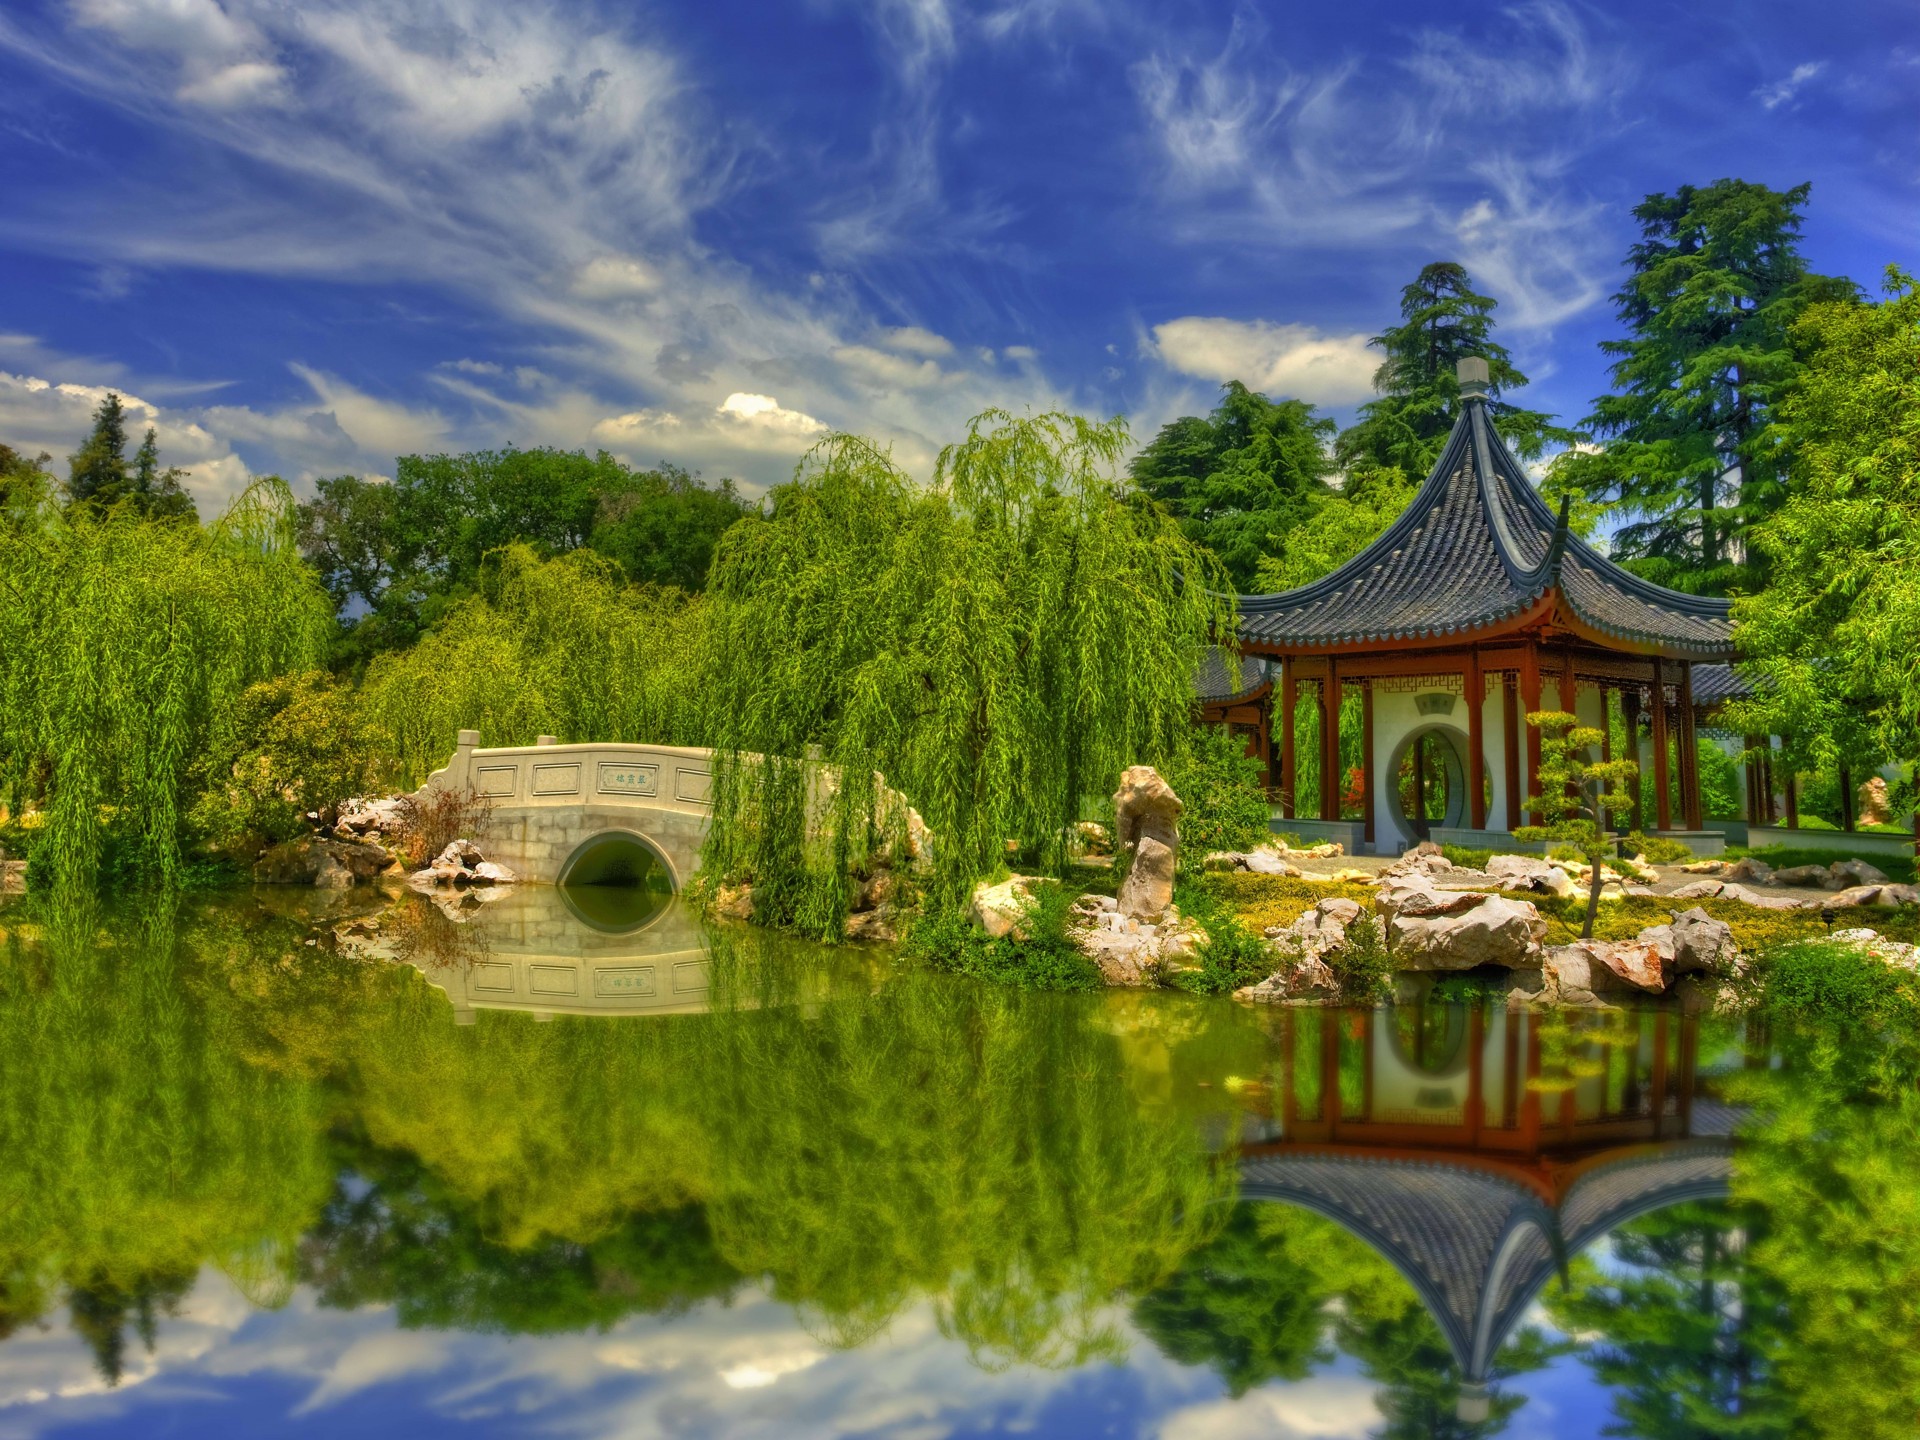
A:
[296,449,750,670]
[1254,463,1417,591]
[64,392,198,524]
[1128,382,1336,591]
[1724,268,1920,778]
[701,411,1236,937]
[1573,179,1856,595]
[1335,262,1568,477]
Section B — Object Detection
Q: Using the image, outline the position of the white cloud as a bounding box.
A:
[1157,1375,1381,1440]
[1129,2,1627,332]
[176,59,286,107]
[570,254,666,300]
[879,325,955,358]
[1756,61,1824,110]
[832,344,949,389]
[1149,318,1375,405]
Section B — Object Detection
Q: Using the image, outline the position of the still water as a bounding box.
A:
[0,885,1910,1439]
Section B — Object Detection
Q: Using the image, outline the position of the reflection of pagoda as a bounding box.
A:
[1235,1006,1734,1420]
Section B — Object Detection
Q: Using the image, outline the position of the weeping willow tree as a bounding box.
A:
[699,411,1235,937]
[0,479,332,888]
[360,543,707,786]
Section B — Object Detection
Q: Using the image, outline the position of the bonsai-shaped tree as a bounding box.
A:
[1516,711,1640,939]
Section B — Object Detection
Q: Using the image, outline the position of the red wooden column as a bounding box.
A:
[1521,642,1543,825]
[1466,649,1487,830]
[1651,658,1673,831]
[1599,687,1618,832]
[1360,680,1376,848]
[1280,660,1297,820]
[1622,687,1645,831]
[1678,662,1702,831]
[1320,664,1341,822]
[1503,671,1522,832]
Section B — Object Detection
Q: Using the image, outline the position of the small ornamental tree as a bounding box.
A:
[1516,711,1640,939]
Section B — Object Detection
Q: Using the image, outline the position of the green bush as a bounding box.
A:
[1624,830,1693,864]
[1164,724,1273,873]
[1756,940,1920,1028]
[902,883,1102,991]
[190,671,390,852]
[1327,913,1393,1003]
[1439,844,1495,870]
[1168,885,1272,996]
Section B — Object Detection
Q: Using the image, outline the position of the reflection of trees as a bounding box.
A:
[1134,1202,1557,1436]
[1543,1202,1790,1440]
[1722,1021,1920,1440]
[303,1134,740,1333]
[0,896,334,1384]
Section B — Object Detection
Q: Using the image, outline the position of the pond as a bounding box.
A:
[0,885,1913,1439]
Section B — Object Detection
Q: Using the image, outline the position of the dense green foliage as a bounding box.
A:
[190,671,391,851]
[699,412,1234,937]
[1336,261,1568,476]
[1515,710,1640,937]
[360,543,706,786]
[65,392,197,523]
[1253,463,1416,591]
[297,450,748,669]
[901,883,1104,991]
[1725,269,1920,782]
[1567,180,1854,595]
[1162,722,1273,872]
[1127,382,1336,590]
[0,480,332,887]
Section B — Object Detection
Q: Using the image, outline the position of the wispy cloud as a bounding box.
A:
[1129,1,1628,331]
[1755,61,1824,111]
[1148,318,1376,406]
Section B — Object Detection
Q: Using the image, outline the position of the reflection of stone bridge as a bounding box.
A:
[1231,1005,1737,1419]
[422,731,714,886]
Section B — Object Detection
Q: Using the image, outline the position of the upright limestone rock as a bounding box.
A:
[1114,766,1182,919]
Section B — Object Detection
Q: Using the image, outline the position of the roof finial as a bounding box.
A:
[1456,355,1490,400]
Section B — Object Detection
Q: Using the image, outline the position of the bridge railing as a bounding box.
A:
[422,730,716,815]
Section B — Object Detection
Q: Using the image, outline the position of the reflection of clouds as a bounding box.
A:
[1156,1370,1380,1440]
[0,1270,1246,1439]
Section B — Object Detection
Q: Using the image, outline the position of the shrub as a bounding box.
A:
[1195,872,1377,936]
[902,883,1102,992]
[393,784,495,871]
[1326,913,1393,1003]
[1623,830,1693,864]
[191,671,390,852]
[1756,940,1920,1028]
[1169,885,1273,996]
[1163,724,1273,873]
[1440,844,1495,870]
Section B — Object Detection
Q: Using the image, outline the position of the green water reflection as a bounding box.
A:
[0,887,1915,1437]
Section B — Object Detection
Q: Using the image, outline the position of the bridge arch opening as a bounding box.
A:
[557,831,677,934]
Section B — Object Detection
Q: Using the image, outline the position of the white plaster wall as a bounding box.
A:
[1370,683,1507,849]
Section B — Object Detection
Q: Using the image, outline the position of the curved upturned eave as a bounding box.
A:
[1235,396,1736,657]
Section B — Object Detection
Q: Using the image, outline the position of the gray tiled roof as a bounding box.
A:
[1238,400,1735,657]
[1195,647,1273,704]
[1689,662,1751,707]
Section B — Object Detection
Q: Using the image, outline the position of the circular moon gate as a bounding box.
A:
[557,831,677,933]
[1387,724,1469,845]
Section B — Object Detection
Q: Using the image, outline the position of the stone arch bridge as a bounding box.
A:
[420,731,715,887]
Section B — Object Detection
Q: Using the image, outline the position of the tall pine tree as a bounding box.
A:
[68,392,130,508]
[1128,381,1335,591]
[1336,262,1567,476]
[1570,179,1855,595]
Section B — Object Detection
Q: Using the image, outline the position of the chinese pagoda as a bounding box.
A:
[1209,358,1734,855]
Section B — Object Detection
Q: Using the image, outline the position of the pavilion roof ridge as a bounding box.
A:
[1233,380,1735,658]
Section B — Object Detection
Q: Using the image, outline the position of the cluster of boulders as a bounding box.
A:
[1235,861,1741,1009]
[1203,841,1370,884]
[253,834,395,889]
[1671,855,1916,909]
[407,838,517,891]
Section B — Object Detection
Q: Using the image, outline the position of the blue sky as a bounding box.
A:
[0,0,1913,510]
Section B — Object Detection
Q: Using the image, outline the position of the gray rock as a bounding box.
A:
[1827,884,1885,908]
[1375,878,1484,923]
[1113,766,1182,854]
[1832,858,1892,889]
[971,876,1041,938]
[1723,856,1774,884]
[1389,893,1547,971]
[1242,848,1303,877]
[1667,879,1726,900]
[1550,937,1668,994]
[1771,863,1831,887]
[1719,883,1814,911]
[1668,908,1738,974]
[254,836,391,887]
[1236,955,1340,1005]
[1118,835,1177,920]
[1486,854,1579,898]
